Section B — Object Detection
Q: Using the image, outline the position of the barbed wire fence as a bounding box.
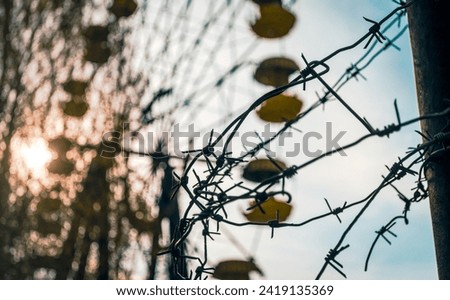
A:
[153,0,449,279]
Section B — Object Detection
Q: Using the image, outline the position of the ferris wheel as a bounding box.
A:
[101,0,303,280]
[1,0,303,280]
[128,0,303,280]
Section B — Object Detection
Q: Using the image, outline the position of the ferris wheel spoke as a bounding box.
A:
[145,0,194,78]
[171,0,246,99]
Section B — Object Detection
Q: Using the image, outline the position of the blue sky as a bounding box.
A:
[284,0,436,279]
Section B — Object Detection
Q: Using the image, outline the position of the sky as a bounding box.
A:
[138,0,437,280]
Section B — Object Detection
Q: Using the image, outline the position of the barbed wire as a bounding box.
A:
[151,0,450,279]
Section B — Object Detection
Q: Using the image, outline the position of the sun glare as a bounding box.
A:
[19,138,53,176]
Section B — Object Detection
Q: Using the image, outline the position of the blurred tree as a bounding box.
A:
[0,0,180,279]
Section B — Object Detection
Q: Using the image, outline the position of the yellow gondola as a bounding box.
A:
[37,197,61,213]
[243,158,286,182]
[254,57,299,87]
[110,0,137,18]
[213,260,263,280]
[47,158,75,175]
[62,98,89,118]
[251,4,296,39]
[48,136,73,156]
[256,94,303,123]
[244,197,292,222]
[63,80,88,96]
[85,42,111,64]
[83,25,109,42]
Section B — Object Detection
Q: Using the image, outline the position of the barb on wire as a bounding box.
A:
[316,131,450,279]
[363,17,386,48]
[324,245,350,278]
[365,216,404,271]
[324,198,347,224]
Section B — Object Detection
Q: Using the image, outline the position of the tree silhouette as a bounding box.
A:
[0,0,168,279]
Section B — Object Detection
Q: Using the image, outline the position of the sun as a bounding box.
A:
[19,138,53,176]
